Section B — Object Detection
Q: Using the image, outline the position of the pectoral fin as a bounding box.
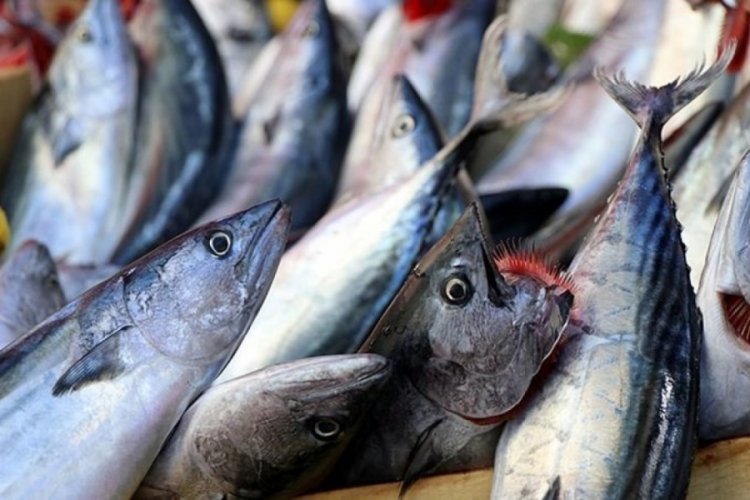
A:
[398,419,445,498]
[52,325,135,396]
[49,117,84,166]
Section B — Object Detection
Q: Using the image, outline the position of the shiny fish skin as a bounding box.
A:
[0,240,65,350]
[137,355,391,499]
[192,0,273,99]
[335,74,443,202]
[0,201,289,499]
[0,0,137,265]
[477,0,667,257]
[111,0,235,265]
[673,83,750,289]
[216,141,461,384]
[698,151,750,441]
[197,0,349,234]
[491,55,726,499]
[332,204,573,490]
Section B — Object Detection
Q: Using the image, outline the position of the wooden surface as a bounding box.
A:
[0,66,32,175]
[305,438,750,499]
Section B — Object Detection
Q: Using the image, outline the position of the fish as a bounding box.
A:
[664,101,724,179]
[697,150,750,441]
[348,1,495,138]
[192,0,273,99]
[673,82,750,289]
[196,0,349,235]
[110,0,235,265]
[0,0,138,265]
[491,53,727,499]
[0,240,65,349]
[327,0,394,44]
[136,354,391,499]
[215,13,562,384]
[331,203,573,491]
[335,73,444,202]
[56,262,120,301]
[0,200,290,498]
[476,0,667,259]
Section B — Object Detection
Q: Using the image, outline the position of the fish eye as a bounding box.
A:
[311,417,341,441]
[391,114,416,138]
[442,276,472,306]
[303,20,320,38]
[76,25,93,43]
[206,230,233,257]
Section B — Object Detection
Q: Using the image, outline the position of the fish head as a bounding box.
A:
[48,0,134,114]
[2,240,61,290]
[124,201,290,364]
[370,203,572,422]
[191,355,391,497]
[374,74,444,172]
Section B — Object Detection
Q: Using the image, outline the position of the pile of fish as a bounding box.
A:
[3,0,750,498]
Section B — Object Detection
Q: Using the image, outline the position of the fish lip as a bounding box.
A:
[441,405,508,427]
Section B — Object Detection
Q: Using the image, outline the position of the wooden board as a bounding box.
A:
[304,438,750,499]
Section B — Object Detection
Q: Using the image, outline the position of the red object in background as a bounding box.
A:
[402,0,453,22]
[719,1,750,73]
[0,37,31,68]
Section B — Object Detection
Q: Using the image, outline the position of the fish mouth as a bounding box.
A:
[720,292,750,346]
[450,410,509,426]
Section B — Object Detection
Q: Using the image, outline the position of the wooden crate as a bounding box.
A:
[303,438,750,499]
[0,65,32,175]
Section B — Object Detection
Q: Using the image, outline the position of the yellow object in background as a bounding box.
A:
[266,0,301,32]
[0,208,11,258]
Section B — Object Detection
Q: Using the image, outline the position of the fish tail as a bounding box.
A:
[594,43,734,132]
[470,15,564,130]
[594,44,735,129]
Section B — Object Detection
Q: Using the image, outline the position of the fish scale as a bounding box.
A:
[490,52,725,499]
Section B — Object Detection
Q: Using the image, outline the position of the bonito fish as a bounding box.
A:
[0,200,289,498]
[491,53,725,499]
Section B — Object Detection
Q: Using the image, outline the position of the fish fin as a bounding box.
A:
[594,45,734,131]
[399,419,445,497]
[470,15,565,131]
[664,101,724,180]
[49,117,84,166]
[480,188,568,240]
[542,476,561,500]
[52,325,134,396]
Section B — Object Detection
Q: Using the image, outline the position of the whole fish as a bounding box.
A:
[333,204,573,491]
[673,82,750,288]
[697,150,750,441]
[491,56,725,499]
[216,13,560,384]
[197,0,349,234]
[1,0,137,264]
[192,0,273,98]
[137,354,391,499]
[335,73,444,202]
[0,240,65,349]
[476,0,667,258]
[111,0,234,265]
[56,262,120,301]
[0,200,289,498]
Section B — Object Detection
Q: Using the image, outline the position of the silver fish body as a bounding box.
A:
[673,83,750,289]
[697,151,750,441]
[192,0,273,99]
[333,204,573,489]
[198,0,349,234]
[0,201,289,499]
[137,354,391,499]
[111,0,235,265]
[335,74,443,202]
[0,240,65,349]
[491,57,723,499]
[216,140,462,384]
[56,262,120,302]
[1,0,137,264]
[477,0,667,257]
